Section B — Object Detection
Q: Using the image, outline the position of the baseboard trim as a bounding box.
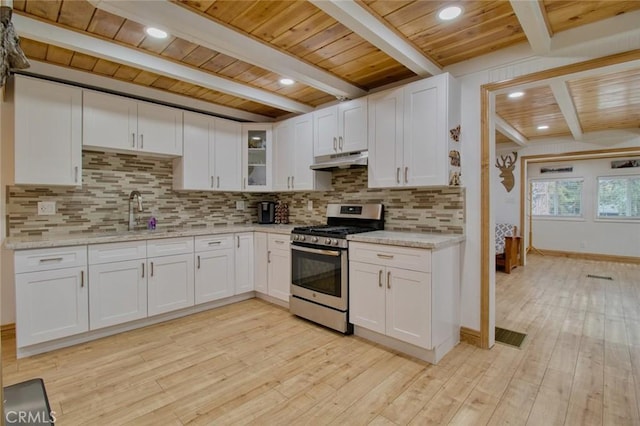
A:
[460,326,481,347]
[537,249,640,265]
[1,323,16,336]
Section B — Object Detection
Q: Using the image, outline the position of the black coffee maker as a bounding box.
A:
[257,201,275,224]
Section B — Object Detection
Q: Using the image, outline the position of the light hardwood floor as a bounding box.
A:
[2,255,639,425]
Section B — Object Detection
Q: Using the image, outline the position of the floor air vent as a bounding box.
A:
[495,327,527,349]
[587,274,613,280]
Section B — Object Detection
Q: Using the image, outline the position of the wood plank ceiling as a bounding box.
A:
[11,0,640,140]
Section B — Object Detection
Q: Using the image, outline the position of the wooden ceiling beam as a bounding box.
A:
[13,14,313,114]
[509,0,551,54]
[22,60,273,122]
[549,81,583,141]
[309,0,441,77]
[88,0,367,100]
[494,115,529,146]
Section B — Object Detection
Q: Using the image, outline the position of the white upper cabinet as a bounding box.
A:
[83,90,183,157]
[313,98,367,157]
[3,75,82,186]
[242,123,272,192]
[368,73,460,188]
[273,114,331,192]
[174,112,241,191]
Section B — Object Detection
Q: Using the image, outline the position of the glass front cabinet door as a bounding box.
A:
[242,124,272,192]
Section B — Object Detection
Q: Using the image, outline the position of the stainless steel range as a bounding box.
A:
[289,203,384,333]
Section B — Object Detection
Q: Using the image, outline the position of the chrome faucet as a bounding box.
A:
[128,190,143,231]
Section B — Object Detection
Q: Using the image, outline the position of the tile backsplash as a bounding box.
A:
[7,151,464,237]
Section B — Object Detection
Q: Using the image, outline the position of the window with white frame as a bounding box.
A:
[597,175,640,219]
[531,178,583,217]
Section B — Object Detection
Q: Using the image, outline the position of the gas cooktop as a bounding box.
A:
[291,224,378,238]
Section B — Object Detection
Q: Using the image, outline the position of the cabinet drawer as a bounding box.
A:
[195,234,234,252]
[268,233,290,251]
[15,246,87,273]
[349,242,431,273]
[147,237,194,257]
[88,241,147,264]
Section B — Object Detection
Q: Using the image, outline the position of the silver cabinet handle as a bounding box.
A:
[287,176,291,189]
[387,271,391,289]
[132,133,136,147]
[404,167,408,183]
[377,253,394,259]
[333,137,337,151]
[396,167,400,184]
[208,241,222,245]
[211,176,214,188]
[150,261,154,277]
[267,250,271,263]
[237,236,240,248]
[80,270,84,288]
[74,166,79,183]
[217,176,220,188]
[378,270,383,287]
[141,262,145,278]
[140,134,144,149]
[291,176,294,189]
[39,257,63,263]
[197,255,201,269]
[339,136,343,150]
[274,240,285,244]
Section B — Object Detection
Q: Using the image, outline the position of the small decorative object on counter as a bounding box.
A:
[274,201,290,224]
[147,216,157,230]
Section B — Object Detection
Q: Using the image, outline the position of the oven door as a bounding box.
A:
[291,243,348,311]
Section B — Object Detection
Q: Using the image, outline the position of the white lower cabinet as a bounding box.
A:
[235,233,254,294]
[88,241,147,330]
[14,246,88,348]
[267,234,291,302]
[194,235,235,304]
[147,238,195,316]
[254,232,268,295]
[350,242,449,354]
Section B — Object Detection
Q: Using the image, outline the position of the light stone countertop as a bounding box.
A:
[3,224,298,250]
[347,231,465,250]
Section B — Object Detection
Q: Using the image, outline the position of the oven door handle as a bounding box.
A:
[291,245,342,257]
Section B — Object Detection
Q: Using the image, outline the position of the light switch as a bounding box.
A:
[236,200,245,210]
[37,201,56,215]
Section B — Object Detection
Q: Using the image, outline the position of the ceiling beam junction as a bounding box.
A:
[309,0,442,77]
[88,0,367,100]
[13,14,313,114]
[494,115,529,146]
[549,81,583,141]
[509,0,551,55]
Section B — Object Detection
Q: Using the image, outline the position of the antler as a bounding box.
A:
[496,152,518,169]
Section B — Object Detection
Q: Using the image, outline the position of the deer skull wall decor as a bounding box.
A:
[496,152,518,192]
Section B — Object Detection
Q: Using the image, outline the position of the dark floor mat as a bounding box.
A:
[495,327,527,348]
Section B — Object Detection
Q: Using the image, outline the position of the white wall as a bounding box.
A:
[495,135,640,258]
[528,156,640,257]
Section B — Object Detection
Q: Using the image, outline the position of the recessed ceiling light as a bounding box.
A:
[145,27,168,39]
[537,125,549,130]
[508,91,525,99]
[279,78,295,86]
[438,6,463,21]
[251,136,262,140]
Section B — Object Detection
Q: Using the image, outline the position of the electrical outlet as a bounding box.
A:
[236,200,245,210]
[307,200,313,211]
[37,201,56,216]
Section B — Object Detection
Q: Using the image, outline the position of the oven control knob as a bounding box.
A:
[300,235,305,241]
[312,237,318,243]
[332,239,339,246]
[293,235,298,241]
[325,238,331,244]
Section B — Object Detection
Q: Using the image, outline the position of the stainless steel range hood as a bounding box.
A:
[310,151,368,170]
